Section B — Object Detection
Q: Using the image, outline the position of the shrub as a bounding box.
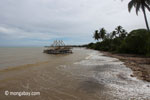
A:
[111,37,122,51]
[98,39,112,51]
[118,29,150,55]
[146,33,150,56]
[87,28,150,56]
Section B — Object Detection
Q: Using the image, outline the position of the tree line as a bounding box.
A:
[87,26,150,56]
[93,26,128,41]
[86,0,150,56]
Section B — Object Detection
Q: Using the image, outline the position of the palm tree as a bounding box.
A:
[128,0,150,31]
[93,30,100,41]
[99,28,106,40]
[120,29,128,39]
[111,31,117,39]
[115,26,123,35]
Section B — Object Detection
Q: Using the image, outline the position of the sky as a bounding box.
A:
[0,0,150,47]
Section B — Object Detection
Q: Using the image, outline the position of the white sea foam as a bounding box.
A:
[75,51,123,66]
[56,65,67,70]
[74,50,150,99]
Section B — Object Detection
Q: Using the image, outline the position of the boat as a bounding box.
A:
[43,40,73,54]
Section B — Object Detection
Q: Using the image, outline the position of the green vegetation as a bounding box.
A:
[128,0,150,31]
[87,0,150,56]
[87,26,150,56]
[93,30,100,41]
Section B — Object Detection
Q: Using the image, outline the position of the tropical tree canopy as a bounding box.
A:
[111,31,117,39]
[115,26,123,35]
[128,0,150,15]
[93,30,100,41]
[128,0,150,31]
[110,26,128,39]
[99,28,106,40]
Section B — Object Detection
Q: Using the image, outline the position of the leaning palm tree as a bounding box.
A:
[93,30,100,41]
[128,0,150,31]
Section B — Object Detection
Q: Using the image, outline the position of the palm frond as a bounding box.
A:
[144,3,150,11]
[128,0,135,12]
[135,3,141,15]
[145,0,150,5]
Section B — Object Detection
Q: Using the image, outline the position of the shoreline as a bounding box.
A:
[0,48,150,99]
[101,51,150,82]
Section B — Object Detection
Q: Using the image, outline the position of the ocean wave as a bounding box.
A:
[74,51,123,66]
[74,50,150,99]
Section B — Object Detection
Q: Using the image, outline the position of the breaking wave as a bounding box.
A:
[74,50,150,100]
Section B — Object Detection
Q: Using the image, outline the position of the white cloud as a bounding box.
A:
[0,0,149,46]
[0,26,60,40]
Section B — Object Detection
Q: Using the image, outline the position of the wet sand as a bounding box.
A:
[0,48,150,100]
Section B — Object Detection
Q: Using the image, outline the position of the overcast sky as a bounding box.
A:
[0,0,149,46]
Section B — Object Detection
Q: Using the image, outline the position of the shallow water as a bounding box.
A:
[0,48,150,100]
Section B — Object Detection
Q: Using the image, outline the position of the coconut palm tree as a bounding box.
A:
[120,29,128,39]
[93,30,100,41]
[99,28,106,40]
[111,31,117,39]
[115,26,123,35]
[128,0,150,31]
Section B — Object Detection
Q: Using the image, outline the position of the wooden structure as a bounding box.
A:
[43,40,72,54]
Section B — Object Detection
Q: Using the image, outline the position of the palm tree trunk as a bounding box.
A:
[142,5,150,31]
